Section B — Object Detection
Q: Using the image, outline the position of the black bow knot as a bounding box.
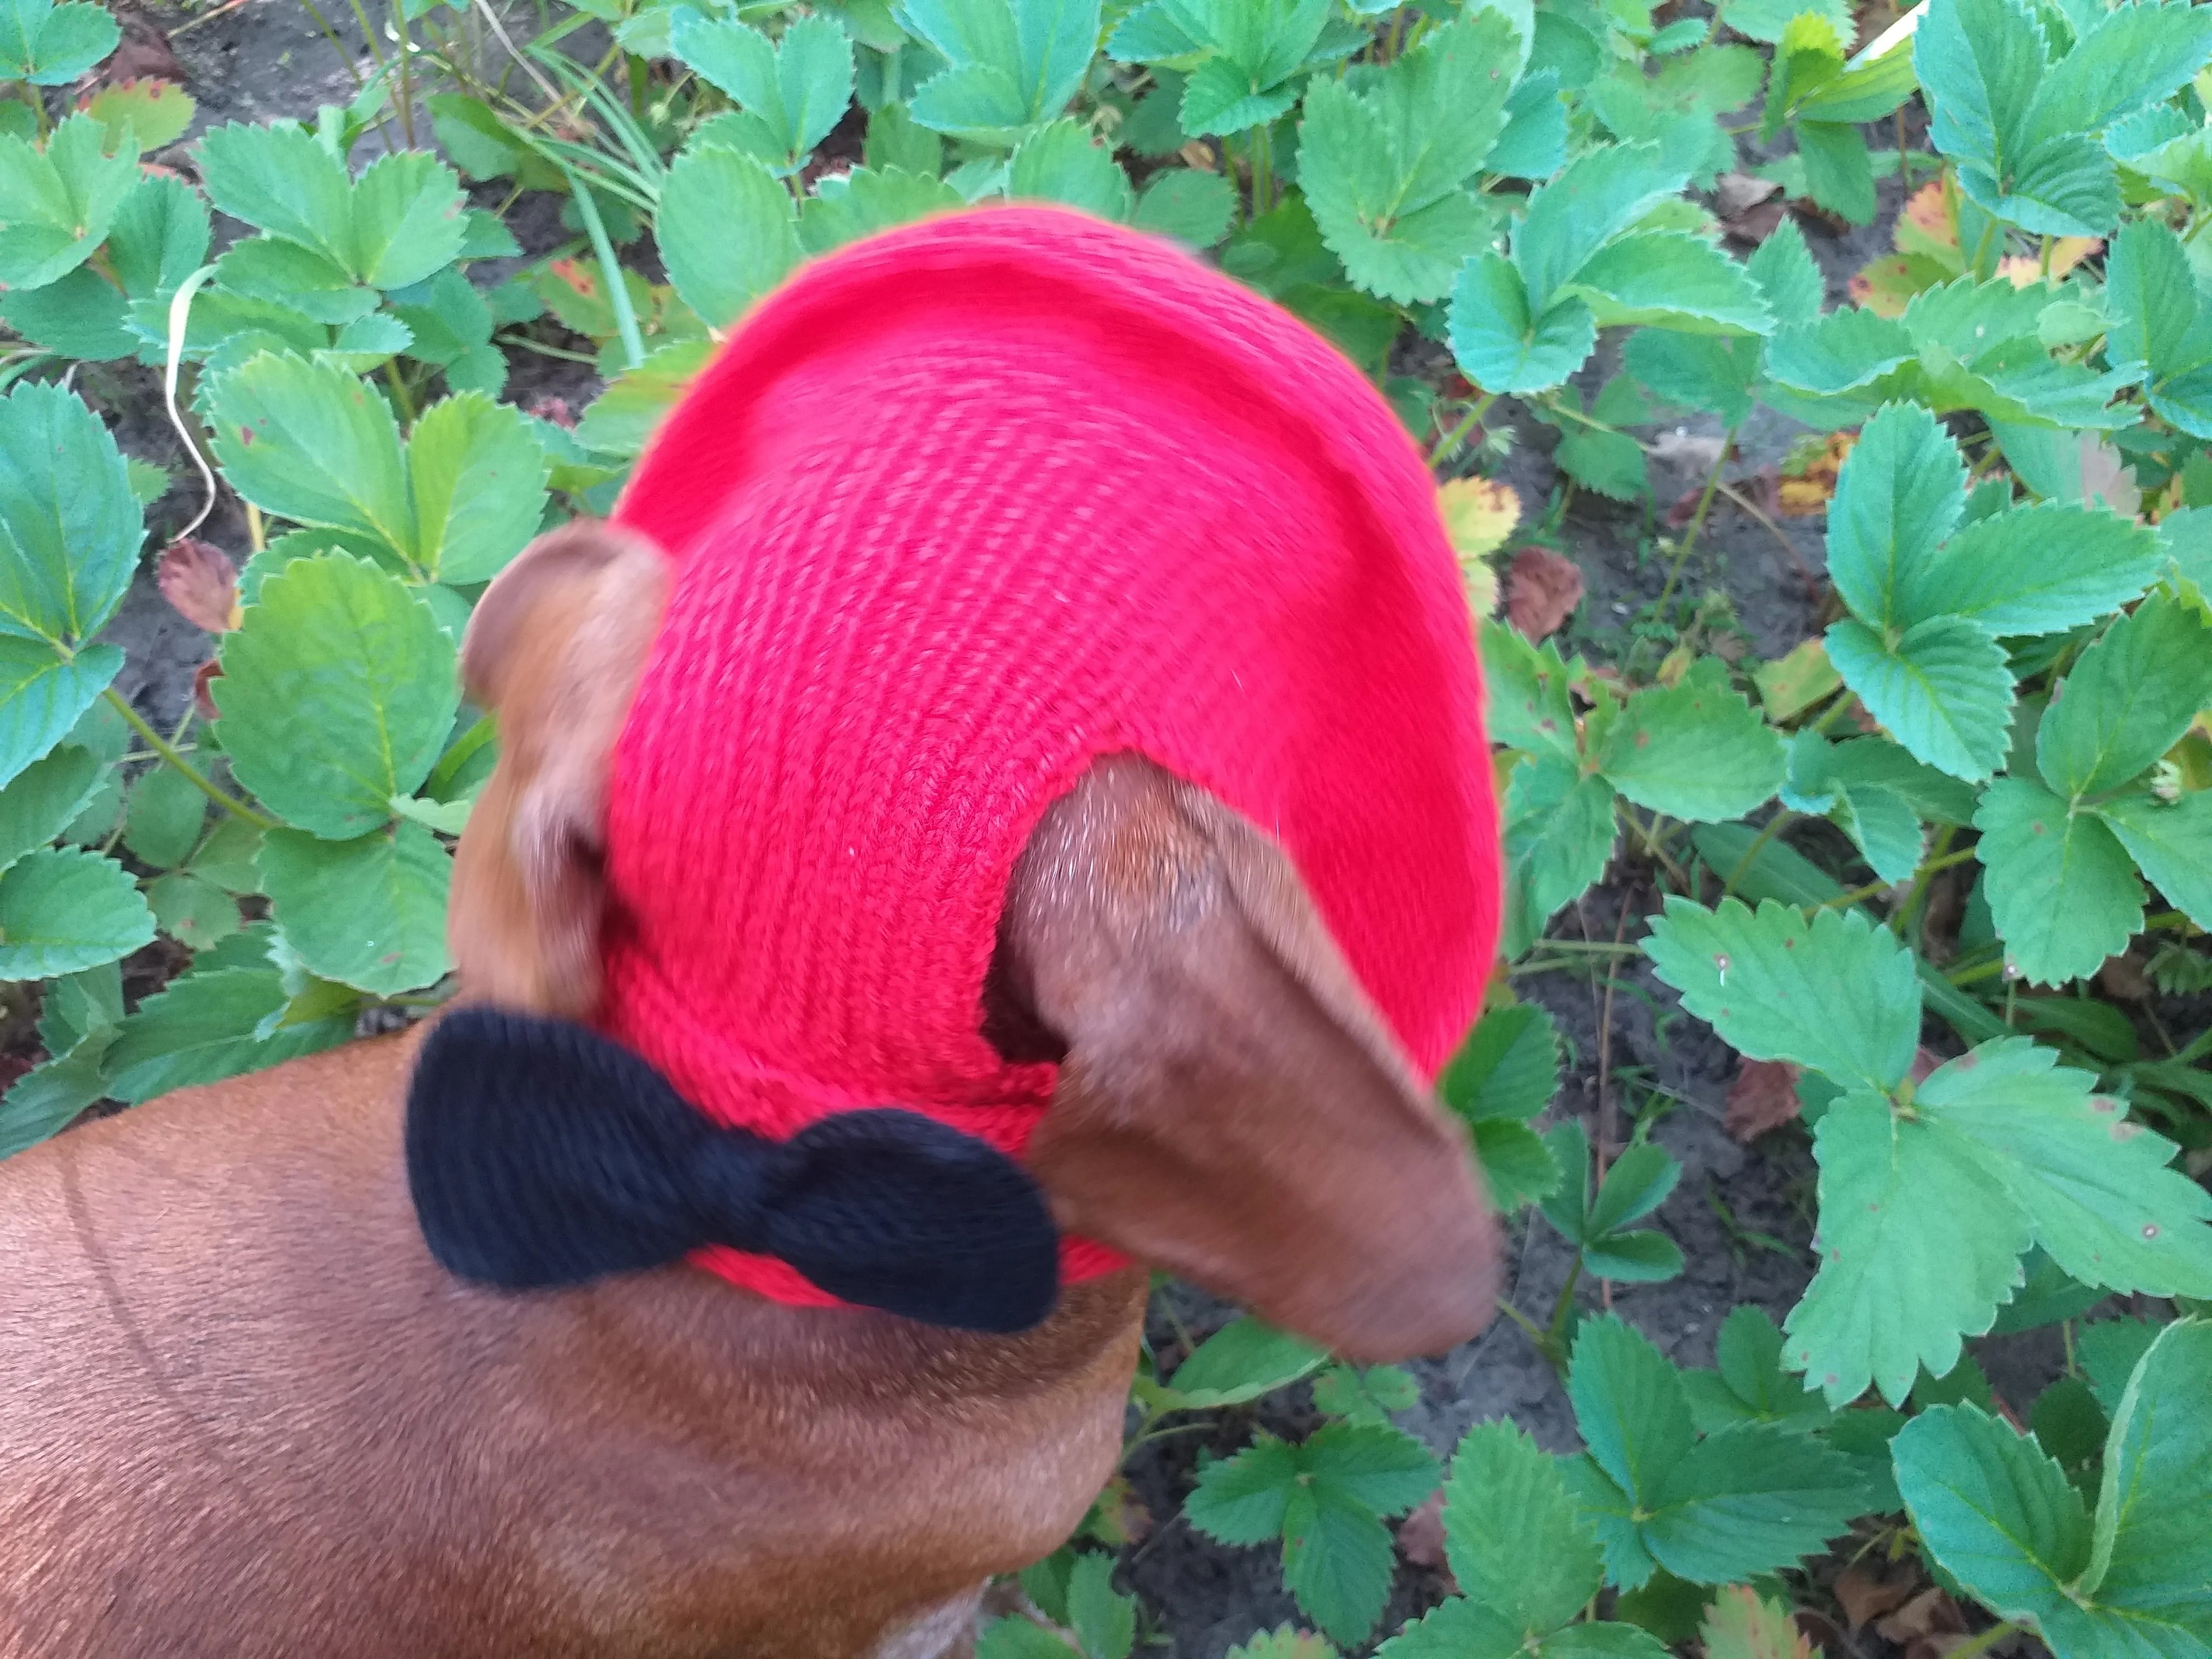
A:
[403,1007,1062,1334]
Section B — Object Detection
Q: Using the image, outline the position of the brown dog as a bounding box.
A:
[0,523,1500,1657]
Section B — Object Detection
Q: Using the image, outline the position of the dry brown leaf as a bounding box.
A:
[1084,1473,1153,1548]
[1180,140,1217,171]
[1833,1566,1917,1632]
[1776,431,1856,516]
[2098,952,2154,1002]
[1722,199,1790,246]
[1727,1060,1805,1141]
[158,538,241,633]
[192,658,223,723]
[1395,1492,1454,1589]
[1505,546,1584,640]
[1717,171,1783,216]
[1876,1587,1967,1647]
[2075,434,2142,517]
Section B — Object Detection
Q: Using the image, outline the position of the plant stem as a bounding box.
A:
[1544,1257,1583,1365]
[1722,809,1796,899]
[102,689,273,830]
[562,162,647,371]
[1970,215,1999,279]
[1250,119,1273,216]
[1890,823,1957,939]
[382,359,417,424]
[1429,391,1498,469]
[392,0,419,149]
[1823,847,1975,910]
[1652,423,1736,619]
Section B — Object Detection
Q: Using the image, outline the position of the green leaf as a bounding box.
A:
[1826,401,1967,633]
[2084,1318,2212,1644]
[1166,1315,1328,1406]
[1596,664,1785,822]
[1580,1229,1686,1284]
[0,0,119,81]
[1065,1553,1135,1659]
[0,642,122,797]
[2037,596,2212,799]
[1449,254,1594,394]
[1179,57,1296,137]
[977,1617,1079,1659]
[2023,0,2212,154]
[1440,1002,1560,1124]
[1500,753,1617,958]
[1915,1040,2212,1302]
[0,845,151,979]
[1624,330,1758,426]
[1130,166,1235,246]
[1302,1421,1440,1516]
[1905,503,2164,637]
[102,963,353,1104]
[1471,1119,1562,1210]
[1297,14,1519,303]
[1374,1599,1525,1659]
[215,233,379,326]
[406,393,548,585]
[671,12,854,166]
[1480,621,1577,758]
[1642,896,1920,1092]
[1639,1422,1866,1584]
[123,759,207,869]
[1006,118,1134,219]
[1785,1090,2033,1406]
[1688,1305,1830,1432]
[0,114,137,290]
[900,0,1101,143]
[1797,121,1877,226]
[798,165,965,255]
[1186,1436,1303,1544]
[658,143,802,328]
[1825,615,2014,782]
[0,742,98,871]
[214,554,459,839]
[1569,231,1772,335]
[0,372,141,672]
[0,1029,113,1156]
[2078,1319,2161,1419]
[205,353,414,558]
[572,338,713,459]
[1514,142,1688,316]
[2096,793,2212,933]
[1974,779,2142,985]
[1763,308,1915,397]
[1570,1314,1695,1508]
[257,822,453,995]
[1588,1142,1681,1236]
[1893,1404,2094,1634]
[1746,216,1821,330]
[197,123,465,291]
[1283,1485,1398,1647]
[1444,1421,1604,1636]
[146,871,241,950]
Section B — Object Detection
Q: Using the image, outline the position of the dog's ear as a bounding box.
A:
[448,521,669,1019]
[999,755,1502,1362]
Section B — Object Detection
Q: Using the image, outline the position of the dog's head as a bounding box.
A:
[441,520,1502,1362]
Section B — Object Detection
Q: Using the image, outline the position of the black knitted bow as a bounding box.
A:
[403,1007,1062,1333]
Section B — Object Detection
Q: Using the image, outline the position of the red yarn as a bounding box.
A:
[603,204,1501,1309]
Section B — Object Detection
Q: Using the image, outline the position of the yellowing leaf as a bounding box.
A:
[1776,431,1855,515]
[1997,236,2102,287]
[1754,636,1844,721]
[1894,178,1960,267]
[1437,475,1520,559]
[1701,1585,1819,1659]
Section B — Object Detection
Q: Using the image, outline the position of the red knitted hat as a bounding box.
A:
[600,204,1503,1308]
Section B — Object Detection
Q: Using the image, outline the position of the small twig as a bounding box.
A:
[1945,1621,2019,1659]
[103,689,274,830]
[472,0,566,108]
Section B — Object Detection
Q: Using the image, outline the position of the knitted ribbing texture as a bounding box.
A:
[602,203,1503,1309]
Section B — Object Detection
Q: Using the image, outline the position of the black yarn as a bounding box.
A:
[403,1007,1062,1334]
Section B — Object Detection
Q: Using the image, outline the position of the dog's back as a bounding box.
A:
[0,1030,1145,1658]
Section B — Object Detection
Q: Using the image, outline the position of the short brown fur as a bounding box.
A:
[0,521,1497,1657]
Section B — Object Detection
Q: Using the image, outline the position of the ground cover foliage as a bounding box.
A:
[3,0,2211,1648]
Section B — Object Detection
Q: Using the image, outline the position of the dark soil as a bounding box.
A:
[50,11,2077,1657]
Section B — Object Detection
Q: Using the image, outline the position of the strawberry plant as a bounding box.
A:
[6,0,2212,1647]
